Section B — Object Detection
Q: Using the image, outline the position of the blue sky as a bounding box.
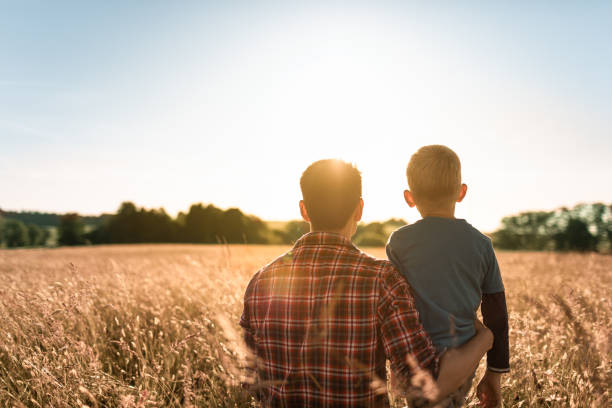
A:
[1,1,611,231]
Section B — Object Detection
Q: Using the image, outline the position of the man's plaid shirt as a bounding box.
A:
[240,232,439,407]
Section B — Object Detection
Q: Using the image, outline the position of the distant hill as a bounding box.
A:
[0,209,108,228]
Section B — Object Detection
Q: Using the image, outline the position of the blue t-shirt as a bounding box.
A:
[386,217,504,351]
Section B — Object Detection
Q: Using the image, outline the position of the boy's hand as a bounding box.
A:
[477,370,502,407]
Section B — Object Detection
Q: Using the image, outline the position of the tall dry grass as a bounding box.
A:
[0,245,609,407]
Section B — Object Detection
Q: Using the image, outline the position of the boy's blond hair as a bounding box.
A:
[407,145,462,209]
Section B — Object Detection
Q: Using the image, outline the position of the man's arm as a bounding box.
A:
[377,266,492,402]
[378,266,439,381]
[239,275,261,388]
[434,319,493,400]
[240,313,257,354]
[239,277,257,355]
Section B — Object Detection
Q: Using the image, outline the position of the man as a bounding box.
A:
[240,159,492,407]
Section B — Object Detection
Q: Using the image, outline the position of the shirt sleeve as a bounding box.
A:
[481,292,510,372]
[385,237,402,270]
[377,264,439,384]
[240,275,259,360]
[482,241,505,294]
[240,304,256,353]
[239,275,261,393]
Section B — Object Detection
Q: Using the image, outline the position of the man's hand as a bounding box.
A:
[434,318,493,402]
[477,370,502,407]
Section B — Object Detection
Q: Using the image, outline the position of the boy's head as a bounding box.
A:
[299,159,363,232]
[405,145,467,214]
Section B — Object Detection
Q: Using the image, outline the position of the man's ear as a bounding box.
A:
[299,200,310,222]
[353,198,364,222]
[457,183,468,203]
[404,190,417,208]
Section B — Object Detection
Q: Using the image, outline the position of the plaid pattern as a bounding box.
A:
[240,232,439,407]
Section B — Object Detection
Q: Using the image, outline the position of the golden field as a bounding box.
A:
[0,245,610,407]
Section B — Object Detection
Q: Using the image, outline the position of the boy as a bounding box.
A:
[386,145,509,408]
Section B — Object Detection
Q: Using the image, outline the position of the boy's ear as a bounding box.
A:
[299,200,310,222]
[353,198,364,222]
[457,183,468,202]
[404,190,417,208]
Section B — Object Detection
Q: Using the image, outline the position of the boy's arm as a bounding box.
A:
[434,319,493,401]
[481,241,509,372]
[476,292,509,407]
[481,292,509,372]
[478,243,509,407]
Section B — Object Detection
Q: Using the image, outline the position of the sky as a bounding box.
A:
[1,1,611,232]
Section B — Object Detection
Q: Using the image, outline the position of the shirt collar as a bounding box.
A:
[293,231,357,251]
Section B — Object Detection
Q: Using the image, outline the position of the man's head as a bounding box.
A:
[404,145,467,214]
[299,159,363,234]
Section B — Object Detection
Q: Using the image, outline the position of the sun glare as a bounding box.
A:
[175,13,445,224]
[3,3,610,233]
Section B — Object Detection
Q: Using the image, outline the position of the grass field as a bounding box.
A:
[0,245,610,407]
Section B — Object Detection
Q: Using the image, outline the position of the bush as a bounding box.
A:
[492,203,611,252]
[3,219,29,247]
[27,224,45,246]
[58,213,87,246]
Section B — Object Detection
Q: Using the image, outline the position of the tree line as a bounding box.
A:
[0,219,51,247]
[0,202,407,248]
[1,202,610,252]
[492,203,611,252]
[0,210,105,228]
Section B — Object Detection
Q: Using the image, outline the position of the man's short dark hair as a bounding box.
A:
[300,159,362,230]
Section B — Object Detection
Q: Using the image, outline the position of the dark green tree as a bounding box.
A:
[27,224,45,246]
[492,211,555,250]
[0,211,61,227]
[243,215,270,244]
[89,202,181,244]
[493,203,611,252]
[554,218,597,252]
[58,213,87,246]
[222,208,247,243]
[41,228,51,246]
[184,203,223,243]
[108,202,139,243]
[3,219,29,247]
[578,203,611,251]
[0,216,4,246]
